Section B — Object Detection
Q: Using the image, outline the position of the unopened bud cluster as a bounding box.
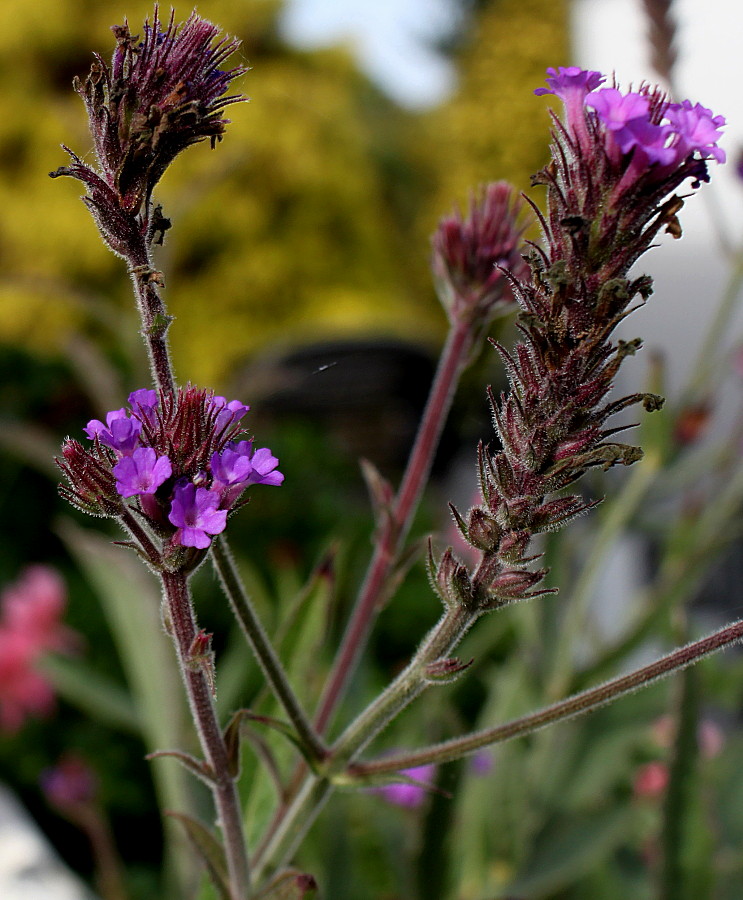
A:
[431,182,529,328]
[433,67,725,613]
[49,9,245,250]
[58,387,283,572]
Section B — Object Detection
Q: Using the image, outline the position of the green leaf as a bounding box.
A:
[167,811,230,900]
[507,805,634,896]
[59,520,193,887]
[39,652,140,734]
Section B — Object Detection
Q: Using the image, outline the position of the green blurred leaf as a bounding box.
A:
[59,519,194,888]
[507,805,635,896]
[40,652,140,734]
[167,811,230,900]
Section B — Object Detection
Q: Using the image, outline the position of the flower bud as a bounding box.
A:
[431,182,529,327]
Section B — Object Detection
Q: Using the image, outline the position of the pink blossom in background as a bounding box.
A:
[651,714,725,759]
[633,761,669,799]
[0,566,77,733]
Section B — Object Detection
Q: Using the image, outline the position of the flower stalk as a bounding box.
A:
[161,572,251,900]
[315,183,530,734]
[211,536,328,764]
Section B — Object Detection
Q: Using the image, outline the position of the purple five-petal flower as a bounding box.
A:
[665,100,727,164]
[211,396,250,432]
[128,388,160,422]
[113,448,172,498]
[248,448,284,486]
[84,409,142,455]
[168,482,228,549]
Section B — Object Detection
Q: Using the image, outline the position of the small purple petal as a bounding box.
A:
[211,396,250,431]
[169,482,228,547]
[246,447,284,486]
[83,409,141,454]
[211,448,254,487]
[534,66,605,100]
[665,100,726,164]
[113,448,172,498]
[585,89,649,131]
[83,408,126,441]
[128,389,160,422]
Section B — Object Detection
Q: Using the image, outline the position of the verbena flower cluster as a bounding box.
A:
[58,387,283,567]
[0,567,76,732]
[434,67,725,612]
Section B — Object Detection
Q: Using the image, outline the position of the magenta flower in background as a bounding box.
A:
[113,447,172,498]
[41,755,98,810]
[168,481,228,549]
[376,764,437,808]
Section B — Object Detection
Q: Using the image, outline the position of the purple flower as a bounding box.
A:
[376,764,437,808]
[534,66,605,101]
[585,89,650,131]
[168,482,228,549]
[535,67,605,146]
[665,100,727,164]
[84,410,141,455]
[113,447,172,498]
[210,441,284,506]
[211,396,250,432]
[247,448,284,486]
[128,388,159,422]
[586,88,676,165]
[211,443,255,487]
[536,66,725,196]
[470,750,494,776]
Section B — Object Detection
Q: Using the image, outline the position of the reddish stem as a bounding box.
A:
[313,320,474,734]
[161,572,250,900]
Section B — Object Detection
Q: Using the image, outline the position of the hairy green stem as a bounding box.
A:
[330,604,478,767]
[253,605,478,878]
[211,535,328,764]
[350,618,743,776]
[125,213,175,396]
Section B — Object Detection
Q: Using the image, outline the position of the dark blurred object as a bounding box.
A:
[233,338,462,476]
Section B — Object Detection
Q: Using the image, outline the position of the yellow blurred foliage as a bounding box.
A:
[0,0,566,385]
